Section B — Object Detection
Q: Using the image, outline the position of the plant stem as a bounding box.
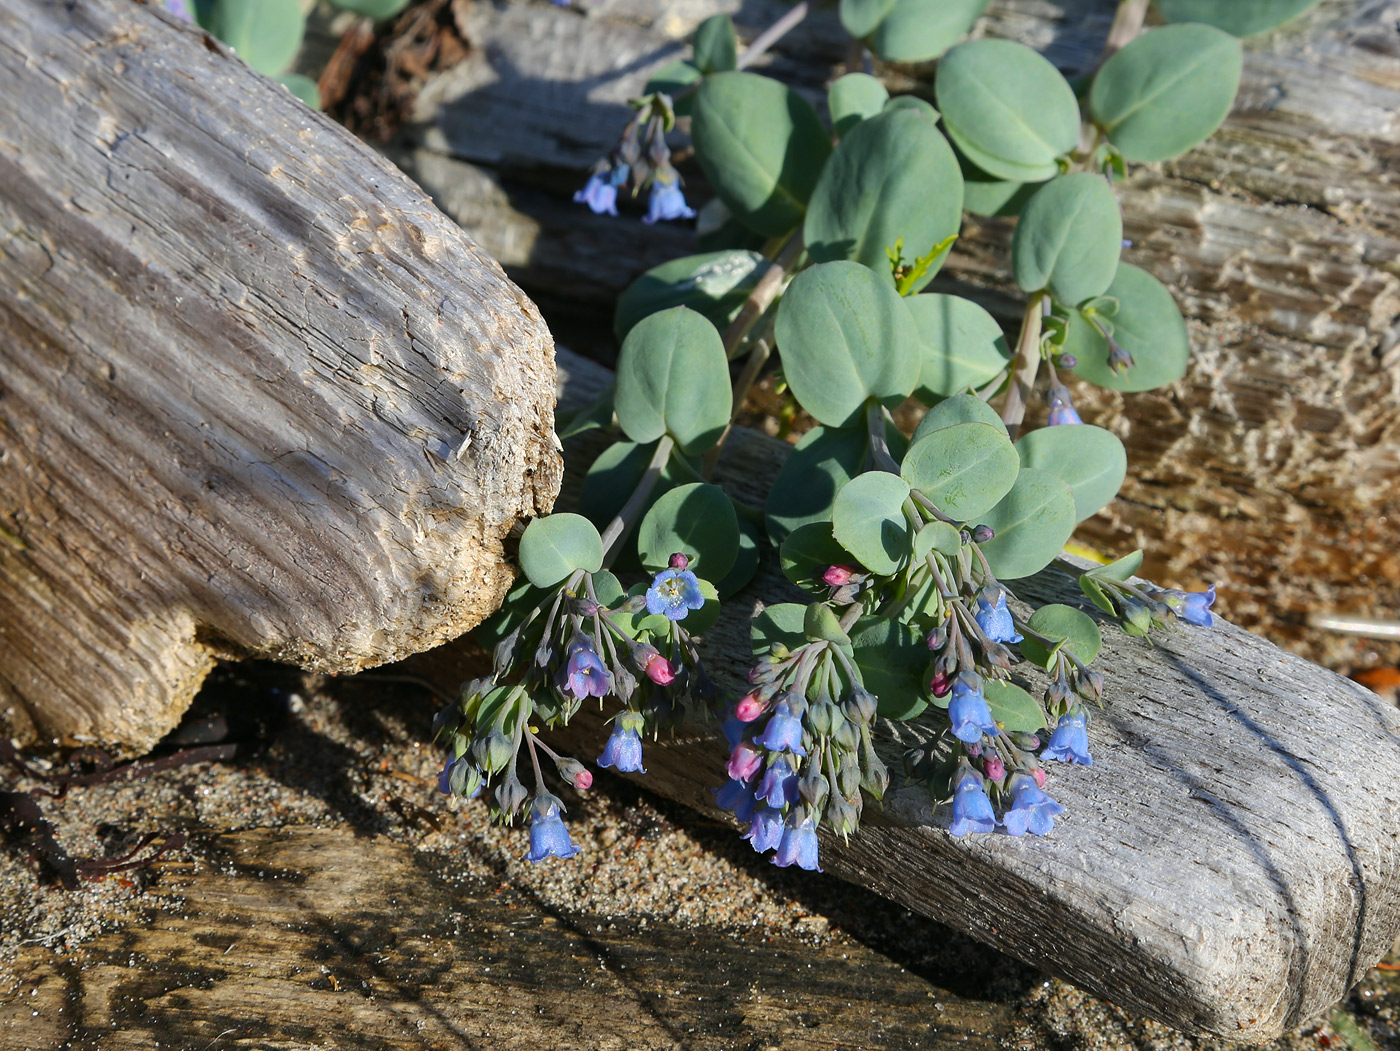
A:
[1099,0,1149,66]
[600,435,675,567]
[1000,292,1045,439]
[866,402,901,473]
[722,231,803,358]
[736,2,810,70]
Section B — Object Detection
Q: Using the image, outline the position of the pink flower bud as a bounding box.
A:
[930,671,952,698]
[822,564,855,587]
[727,741,763,782]
[574,768,594,791]
[1031,767,1047,788]
[983,755,1006,782]
[644,652,676,685]
[734,692,767,722]
[668,552,690,570]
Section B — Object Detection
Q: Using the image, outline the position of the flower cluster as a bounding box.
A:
[435,556,716,861]
[714,638,888,871]
[574,96,695,225]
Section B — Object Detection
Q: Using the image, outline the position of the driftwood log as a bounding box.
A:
[0,0,558,752]
[408,346,1400,1042]
[395,0,1400,670]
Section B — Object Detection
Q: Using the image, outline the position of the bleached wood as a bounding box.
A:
[0,0,559,752]
[410,346,1400,1041]
[397,0,1400,670]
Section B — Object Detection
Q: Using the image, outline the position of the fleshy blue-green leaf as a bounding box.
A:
[982,679,1045,732]
[839,0,899,39]
[751,602,808,657]
[200,0,305,76]
[692,14,738,74]
[1086,549,1143,582]
[882,96,940,124]
[276,73,320,108]
[636,482,739,578]
[913,392,1008,441]
[614,250,772,340]
[901,422,1019,522]
[832,471,912,575]
[764,425,865,543]
[691,73,832,236]
[806,110,964,292]
[976,468,1077,579]
[715,512,763,599]
[577,441,698,547]
[1090,25,1242,163]
[804,602,852,647]
[1152,0,1320,36]
[908,293,1012,400]
[1065,263,1190,392]
[1012,174,1122,306]
[829,73,890,138]
[960,161,1036,217]
[774,261,922,428]
[781,522,853,597]
[614,307,732,454]
[851,617,930,719]
[1015,425,1127,521]
[327,0,409,19]
[1019,604,1103,669]
[517,513,603,588]
[868,0,990,63]
[645,60,704,117]
[936,40,1080,182]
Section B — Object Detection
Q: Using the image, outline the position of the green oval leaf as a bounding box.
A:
[691,72,832,237]
[850,617,930,720]
[327,0,409,19]
[751,602,808,657]
[200,0,305,76]
[1019,604,1103,669]
[1065,263,1189,392]
[692,14,738,74]
[614,306,732,455]
[517,513,603,588]
[832,471,912,575]
[982,679,1046,732]
[936,40,1080,182]
[804,602,852,647]
[908,293,1012,400]
[976,468,1077,579]
[1015,424,1127,522]
[781,522,853,597]
[636,482,739,579]
[614,250,773,341]
[901,422,1020,522]
[1090,25,1242,163]
[805,110,964,291]
[912,392,1008,441]
[764,424,866,544]
[1086,549,1143,582]
[1152,0,1320,36]
[914,520,963,561]
[774,261,922,428]
[829,72,890,139]
[1011,174,1122,306]
[715,512,763,600]
[276,72,321,108]
[868,0,990,63]
[839,0,899,39]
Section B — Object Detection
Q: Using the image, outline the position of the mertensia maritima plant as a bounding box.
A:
[433,0,1312,868]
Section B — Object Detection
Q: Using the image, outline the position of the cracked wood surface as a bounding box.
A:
[395,0,1400,671]
[0,0,559,752]
[407,347,1400,1042]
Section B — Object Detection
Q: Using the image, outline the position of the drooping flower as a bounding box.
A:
[1045,383,1083,426]
[641,166,696,225]
[645,567,705,621]
[560,637,610,700]
[526,793,581,862]
[727,740,764,782]
[755,754,799,808]
[974,589,1023,644]
[1042,708,1093,766]
[745,805,785,853]
[597,712,646,773]
[573,170,620,216]
[753,696,808,756]
[772,817,821,871]
[1001,773,1065,837]
[948,767,999,837]
[1160,584,1217,628]
[715,778,759,823]
[947,674,999,743]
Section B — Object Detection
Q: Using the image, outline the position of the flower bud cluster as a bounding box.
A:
[573,95,695,224]
[714,637,889,871]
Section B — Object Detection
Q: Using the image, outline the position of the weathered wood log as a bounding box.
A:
[394,0,1400,671]
[0,826,1013,1050]
[0,0,559,752]
[407,346,1400,1042]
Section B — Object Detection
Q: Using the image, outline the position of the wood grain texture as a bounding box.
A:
[0,0,559,752]
[395,0,1400,670]
[0,826,1011,1050]
[408,347,1400,1041]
